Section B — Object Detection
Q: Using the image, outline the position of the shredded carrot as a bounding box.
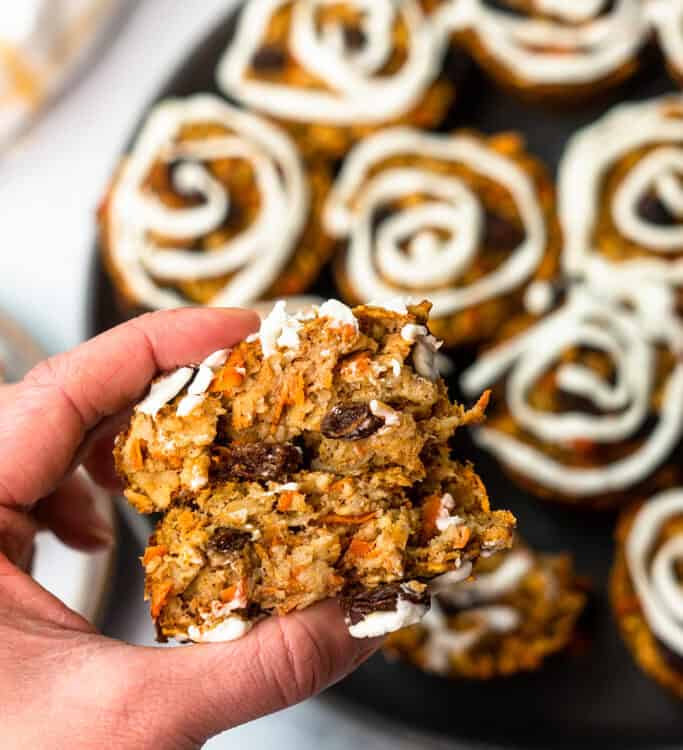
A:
[340,351,371,376]
[277,490,306,512]
[142,545,168,566]
[129,438,144,471]
[150,581,172,618]
[421,495,443,539]
[211,366,243,392]
[290,372,306,408]
[462,390,490,426]
[220,578,247,604]
[211,350,246,392]
[320,511,378,525]
[271,383,289,429]
[347,539,373,557]
[451,525,471,549]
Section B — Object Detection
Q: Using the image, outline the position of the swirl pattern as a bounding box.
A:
[437,0,649,88]
[102,94,309,310]
[461,282,683,499]
[625,489,683,658]
[324,128,550,327]
[420,548,533,672]
[559,95,683,285]
[216,0,444,125]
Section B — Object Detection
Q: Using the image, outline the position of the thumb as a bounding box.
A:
[128,600,381,747]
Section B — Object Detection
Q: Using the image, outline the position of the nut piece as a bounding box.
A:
[211,442,302,482]
[210,527,252,554]
[341,581,429,626]
[321,403,385,440]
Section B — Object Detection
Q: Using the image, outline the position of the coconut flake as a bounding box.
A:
[348,595,428,638]
[370,399,400,427]
[201,348,231,369]
[257,300,303,358]
[188,617,252,643]
[318,299,358,331]
[136,367,194,416]
[401,323,429,343]
[176,393,206,417]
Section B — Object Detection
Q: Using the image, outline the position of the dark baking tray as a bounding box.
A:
[88,5,683,748]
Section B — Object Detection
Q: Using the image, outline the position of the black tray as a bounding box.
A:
[88,5,683,749]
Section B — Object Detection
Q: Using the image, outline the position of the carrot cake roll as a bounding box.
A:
[386,538,587,678]
[215,0,461,158]
[558,94,683,294]
[98,94,333,312]
[324,127,559,347]
[612,488,683,699]
[436,0,650,102]
[460,279,683,509]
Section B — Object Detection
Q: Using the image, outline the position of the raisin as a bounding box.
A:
[637,193,677,226]
[341,582,429,626]
[252,45,286,72]
[482,211,525,252]
[321,403,384,440]
[210,527,251,554]
[211,442,302,482]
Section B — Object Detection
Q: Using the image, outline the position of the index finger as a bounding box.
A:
[0,307,258,509]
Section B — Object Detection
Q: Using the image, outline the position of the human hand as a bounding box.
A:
[0,308,381,749]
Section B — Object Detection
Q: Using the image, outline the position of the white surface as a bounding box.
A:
[33,470,115,623]
[0,0,233,355]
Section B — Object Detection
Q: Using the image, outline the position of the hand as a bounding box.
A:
[0,308,381,749]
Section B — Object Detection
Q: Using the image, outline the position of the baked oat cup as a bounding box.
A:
[385,538,587,679]
[215,0,462,159]
[115,300,515,642]
[324,127,559,348]
[611,489,683,700]
[98,94,333,313]
[558,94,683,297]
[435,0,651,103]
[459,279,683,510]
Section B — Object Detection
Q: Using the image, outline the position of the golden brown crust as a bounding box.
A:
[611,503,683,700]
[453,25,641,104]
[385,540,587,679]
[333,130,560,348]
[229,1,458,159]
[97,124,334,314]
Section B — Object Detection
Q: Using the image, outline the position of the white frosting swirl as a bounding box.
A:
[559,95,683,284]
[216,0,444,125]
[437,0,650,85]
[461,283,683,497]
[107,94,308,310]
[625,488,683,657]
[648,0,683,74]
[324,127,547,319]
